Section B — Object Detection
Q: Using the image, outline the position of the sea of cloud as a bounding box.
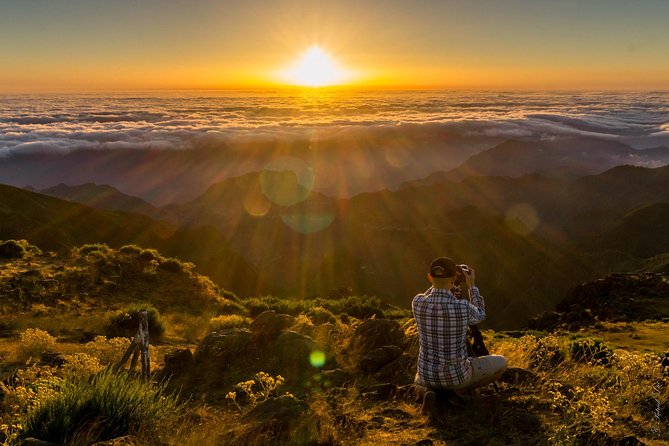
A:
[1,90,668,157]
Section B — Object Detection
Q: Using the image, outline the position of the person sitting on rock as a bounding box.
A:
[412,257,508,411]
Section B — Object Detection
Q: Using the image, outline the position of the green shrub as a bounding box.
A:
[307,306,336,324]
[241,295,392,319]
[210,314,251,331]
[244,298,271,317]
[0,240,26,259]
[529,335,565,370]
[17,328,57,362]
[78,243,111,256]
[22,368,181,444]
[221,289,239,301]
[218,299,248,316]
[157,257,187,273]
[118,244,142,256]
[320,295,386,319]
[105,305,165,341]
[570,338,613,365]
[139,248,162,262]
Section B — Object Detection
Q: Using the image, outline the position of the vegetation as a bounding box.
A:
[239,294,411,320]
[0,240,40,260]
[22,369,181,445]
[16,328,57,363]
[0,241,666,445]
[105,304,166,341]
[209,314,251,331]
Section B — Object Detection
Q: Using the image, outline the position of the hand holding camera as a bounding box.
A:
[456,264,476,289]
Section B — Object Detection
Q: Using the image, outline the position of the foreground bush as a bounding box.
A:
[240,294,405,320]
[105,304,165,341]
[210,314,251,331]
[0,240,26,259]
[570,338,614,365]
[17,328,57,362]
[23,369,181,444]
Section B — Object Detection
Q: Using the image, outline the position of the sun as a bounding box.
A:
[280,46,351,87]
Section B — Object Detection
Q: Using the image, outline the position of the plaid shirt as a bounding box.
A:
[412,286,486,388]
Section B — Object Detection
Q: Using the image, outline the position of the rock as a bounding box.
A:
[500,367,539,385]
[349,319,405,359]
[194,328,251,365]
[274,330,320,384]
[528,311,562,330]
[360,383,397,400]
[358,345,403,374]
[161,348,195,378]
[239,395,317,446]
[374,353,413,385]
[250,310,295,341]
[320,368,352,387]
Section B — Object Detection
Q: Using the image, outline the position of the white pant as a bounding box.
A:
[451,355,508,392]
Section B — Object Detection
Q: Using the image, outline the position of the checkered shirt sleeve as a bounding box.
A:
[412,286,486,388]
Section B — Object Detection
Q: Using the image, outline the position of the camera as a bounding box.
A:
[454,264,471,286]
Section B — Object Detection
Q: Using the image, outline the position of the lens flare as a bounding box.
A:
[309,350,326,368]
[281,212,336,234]
[260,157,315,206]
[505,203,540,235]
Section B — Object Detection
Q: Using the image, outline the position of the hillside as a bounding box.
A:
[37,183,158,216]
[0,249,666,445]
[3,163,669,328]
[0,185,259,296]
[0,184,172,251]
[406,138,669,186]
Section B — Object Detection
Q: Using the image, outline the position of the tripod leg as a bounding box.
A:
[129,347,140,372]
[115,342,137,372]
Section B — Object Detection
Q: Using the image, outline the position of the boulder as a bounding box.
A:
[374,353,414,384]
[194,328,251,365]
[349,319,405,359]
[250,310,295,341]
[358,345,403,374]
[275,331,320,384]
[161,348,195,378]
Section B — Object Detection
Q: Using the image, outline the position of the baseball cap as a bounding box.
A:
[430,257,457,278]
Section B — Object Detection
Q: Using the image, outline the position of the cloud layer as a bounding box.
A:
[1,90,668,156]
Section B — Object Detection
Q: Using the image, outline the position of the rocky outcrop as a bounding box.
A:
[529,273,669,330]
[194,328,252,365]
[349,319,405,359]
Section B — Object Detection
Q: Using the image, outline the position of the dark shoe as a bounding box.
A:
[421,390,436,415]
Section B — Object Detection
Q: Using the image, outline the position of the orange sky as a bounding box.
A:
[1,0,668,92]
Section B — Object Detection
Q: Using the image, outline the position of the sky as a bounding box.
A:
[1,0,669,91]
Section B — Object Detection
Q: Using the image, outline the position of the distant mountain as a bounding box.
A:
[5,160,669,329]
[0,185,259,296]
[0,129,483,205]
[406,138,669,187]
[38,183,158,216]
[0,184,171,251]
[591,202,669,258]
